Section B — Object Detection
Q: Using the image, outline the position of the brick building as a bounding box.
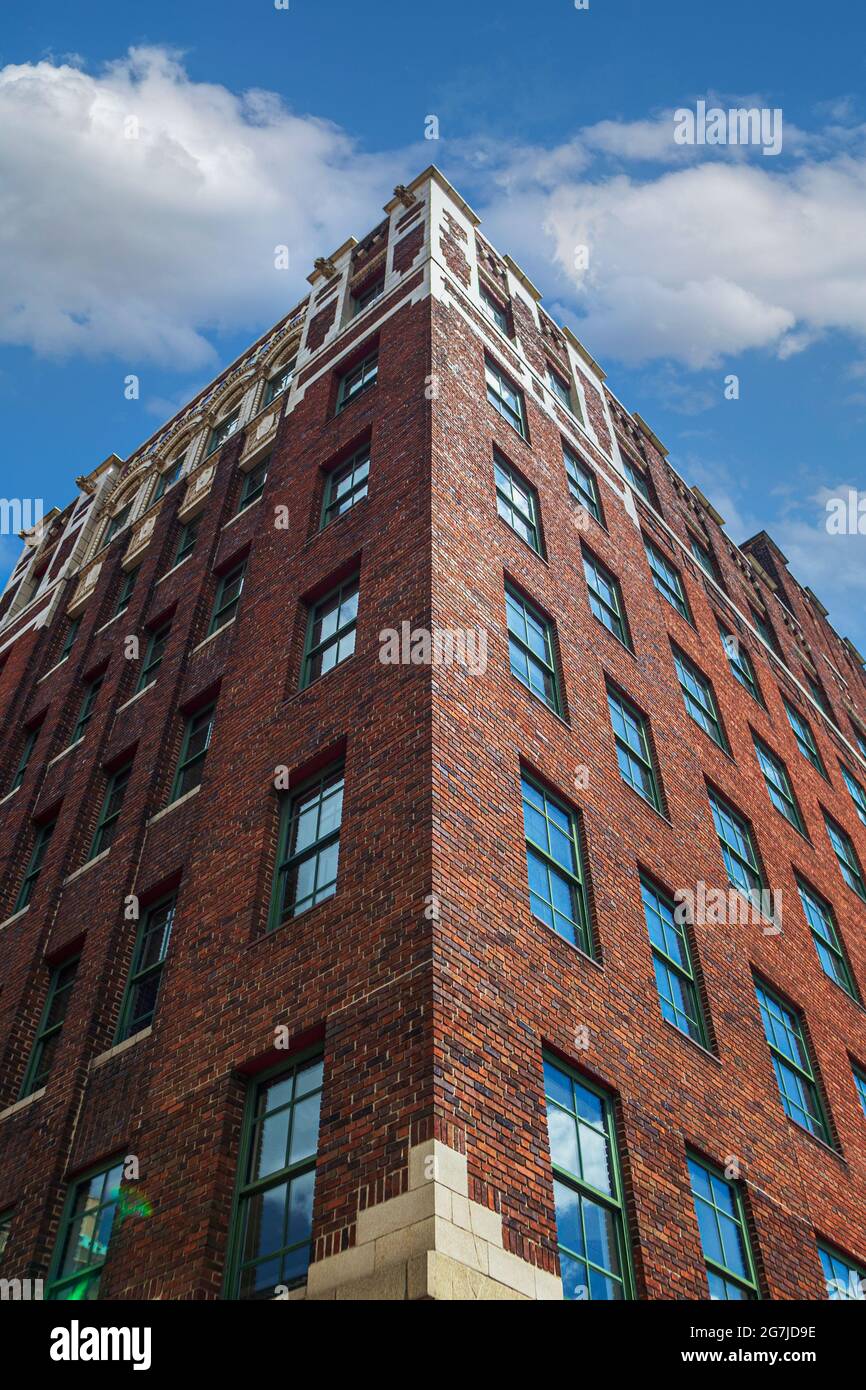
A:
[0,166,864,1302]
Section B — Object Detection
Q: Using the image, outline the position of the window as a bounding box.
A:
[227,1054,323,1298]
[0,1210,10,1262]
[264,359,295,404]
[117,896,175,1041]
[687,1155,758,1300]
[209,561,246,635]
[563,445,602,523]
[645,539,691,622]
[337,350,378,412]
[174,519,198,566]
[89,762,132,859]
[718,623,762,703]
[755,982,831,1143]
[522,773,590,953]
[824,813,866,901]
[238,457,269,512]
[71,674,104,744]
[690,534,716,578]
[804,670,830,715]
[47,1158,126,1300]
[797,878,858,998]
[154,455,185,500]
[270,768,343,925]
[607,687,662,811]
[672,647,727,751]
[708,790,764,899]
[171,705,215,801]
[853,1067,866,1120]
[138,621,170,691]
[583,551,630,647]
[623,458,651,504]
[505,586,561,713]
[485,356,527,439]
[353,277,384,316]
[494,453,543,554]
[21,957,78,1097]
[640,878,707,1044]
[784,700,826,776]
[206,409,240,457]
[103,502,132,547]
[60,617,79,661]
[114,567,138,617]
[547,364,574,414]
[819,1245,865,1301]
[853,726,866,760]
[479,284,509,334]
[14,818,56,912]
[322,446,370,526]
[10,723,40,792]
[841,764,866,827]
[543,1057,632,1300]
[750,605,777,653]
[753,737,806,834]
[301,578,359,687]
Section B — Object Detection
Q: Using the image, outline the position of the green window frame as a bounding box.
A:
[797,878,858,999]
[20,956,78,1098]
[505,585,562,713]
[270,767,344,927]
[687,1154,758,1300]
[71,674,103,744]
[153,455,185,500]
[479,283,509,334]
[14,818,56,913]
[138,621,170,691]
[755,981,831,1143]
[853,1066,866,1120]
[114,566,138,617]
[225,1052,323,1299]
[753,736,806,834]
[47,1157,126,1301]
[10,723,40,792]
[206,409,240,457]
[623,458,651,503]
[543,1055,633,1300]
[174,519,198,566]
[171,704,215,802]
[60,617,80,661]
[321,446,370,527]
[209,560,246,635]
[103,502,132,547]
[645,538,691,622]
[583,550,630,647]
[853,727,866,760]
[0,1209,10,1262]
[485,356,527,439]
[353,277,384,315]
[547,364,573,413]
[563,445,602,523]
[607,686,662,812]
[522,773,590,954]
[336,350,378,412]
[264,359,295,404]
[818,1244,865,1301]
[708,789,764,899]
[718,623,762,703]
[640,878,707,1045]
[841,764,866,827]
[690,534,716,578]
[238,457,269,512]
[301,577,359,688]
[494,453,543,554]
[750,605,777,653]
[784,699,826,776]
[89,761,132,859]
[824,812,866,901]
[116,896,176,1041]
[672,646,727,751]
[804,670,830,715]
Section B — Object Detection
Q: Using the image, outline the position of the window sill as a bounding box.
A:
[510,674,571,730]
[0,785,20,808]
[661,1018,721,1066]
[0,904,30,931]
[785,1117,846,1165]
[192,618,236,654]
[497,514,548,566]
[590,615,637,661]
[620,781,672,827]
[288,653,357,704]
[312,494,369,544]
[48,740,81,768]
[0,1087,45,1123]
[63,848,110,886]
[117,681,155,713]
[156,555,191,585]
[95,610,127,635]
[487,400,530,448]
[223,496,262,529]
[91,1027,152,1071]
[336,381,377,416]
[147,783,201,826]
[37,656,70,685]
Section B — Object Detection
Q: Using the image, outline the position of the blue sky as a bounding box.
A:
[1,0,865,646]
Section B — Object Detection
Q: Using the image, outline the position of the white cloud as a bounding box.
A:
[0,47,408,365]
